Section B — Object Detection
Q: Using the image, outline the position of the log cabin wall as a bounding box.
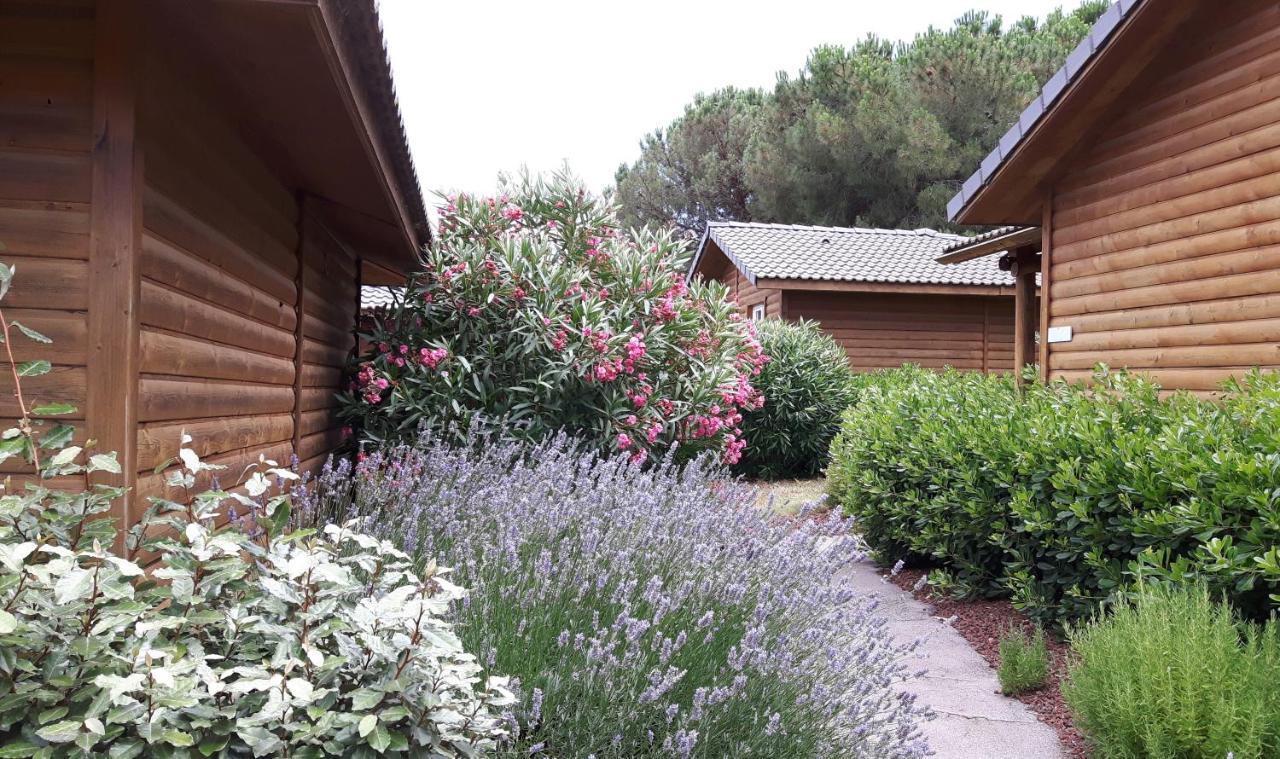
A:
[297,214,359,474]
[0,0,94,490]
[782,291,1016,373]
[1046,0,1280,392]
[134,60,301,502]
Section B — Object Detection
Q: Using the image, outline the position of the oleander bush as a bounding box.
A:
[340,171,766,467]
[734,319,857,479]
[299,430,932,758]
[827,365,1280,626]
[1063,584,1280,758]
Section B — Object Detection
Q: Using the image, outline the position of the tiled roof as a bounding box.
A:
[947,0,1143,222]
[694,222,1014,287]
[361,285,402,310]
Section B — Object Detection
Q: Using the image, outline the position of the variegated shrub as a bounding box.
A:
[0,259,512,757]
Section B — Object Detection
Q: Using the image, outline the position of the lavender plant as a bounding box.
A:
[300,431,930,758]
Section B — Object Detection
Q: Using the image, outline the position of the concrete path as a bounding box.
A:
[839,559,1064,759]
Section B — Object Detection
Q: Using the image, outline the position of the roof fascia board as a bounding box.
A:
[754,278,1018,297]
[936,227,1042,264]
[308,1,421,258]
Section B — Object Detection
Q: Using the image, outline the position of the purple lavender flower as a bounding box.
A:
[301,427,931,757]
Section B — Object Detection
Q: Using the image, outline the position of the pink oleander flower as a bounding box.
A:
[502,205,523,222]
[617,433,632,450]
[417,347,449,369]
[467,306,482,317]
[512,286,527,301]
[552,329,568,351]
[625,415,638,426]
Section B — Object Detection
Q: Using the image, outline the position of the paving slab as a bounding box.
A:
[838,559,1065,759]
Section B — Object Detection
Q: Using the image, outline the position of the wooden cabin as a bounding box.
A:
[940,0,1280,393]
[689,222,1021,373]
[1,0,429,532]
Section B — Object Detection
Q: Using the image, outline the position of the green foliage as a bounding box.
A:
[996,625,1048,696]
[342,171,767,466]
[618,3,1108,232]
[734,319,857,479]
[615,88,763,234]
[1063,584,1280,758]
[0,444,514,757]
[827,366,1280,626]
[0,259,512,756]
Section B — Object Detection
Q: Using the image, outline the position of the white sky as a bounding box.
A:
[379,0,1074,200]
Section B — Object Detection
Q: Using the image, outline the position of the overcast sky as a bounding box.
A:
[379,0,1075,201]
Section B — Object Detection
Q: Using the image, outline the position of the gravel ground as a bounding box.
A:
[751,477,827,515]
[887,568,1087,758]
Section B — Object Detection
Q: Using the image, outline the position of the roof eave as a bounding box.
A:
[312,0,430,262]
[936,226,1042,265]
[948,0,1198,226]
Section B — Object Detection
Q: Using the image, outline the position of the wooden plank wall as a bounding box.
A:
[1047,0,1280,393]
[783,291,1016,373]
[0,1,94,488]
[133,58,359,499]
[297,214,358,475]
[134,60,299,502]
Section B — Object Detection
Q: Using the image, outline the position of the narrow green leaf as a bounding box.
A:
[11,321,50,344]
[31,402,77,416]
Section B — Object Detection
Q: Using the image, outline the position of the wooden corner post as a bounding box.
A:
[88,0,143,546]
[1010,245,1041,386]
[1040,192,1053,382]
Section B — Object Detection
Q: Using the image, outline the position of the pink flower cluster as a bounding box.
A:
[418,347,448,369]
[355,362,391,404]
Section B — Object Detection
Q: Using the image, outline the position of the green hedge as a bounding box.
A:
[827,366,1280,626]
[734,319,858,479]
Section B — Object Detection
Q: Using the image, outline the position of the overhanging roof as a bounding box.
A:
[947,0,1201,225]
[936,226,1041,264]
[146,0,430,274]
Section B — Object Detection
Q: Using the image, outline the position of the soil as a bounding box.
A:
[886,568,1088,759]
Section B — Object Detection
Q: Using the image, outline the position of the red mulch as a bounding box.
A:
[886,568,1088,759]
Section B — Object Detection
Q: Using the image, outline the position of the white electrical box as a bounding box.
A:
[1046,325,1073,344]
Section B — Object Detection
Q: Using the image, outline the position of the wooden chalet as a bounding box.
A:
[689,222,1021,373]
[940,0,1280,393]
[1,0,429,532]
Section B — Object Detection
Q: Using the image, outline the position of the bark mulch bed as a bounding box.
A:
[886,568,1087,759]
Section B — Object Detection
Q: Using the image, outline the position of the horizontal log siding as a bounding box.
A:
[135,58,299,498]
[1049,0,1280,391]
[782,291,1016,373]
[297,215,358,475]
[0,2,93,478]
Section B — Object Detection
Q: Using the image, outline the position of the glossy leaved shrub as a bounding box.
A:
[340,171,766,467]
[299,430,932,758]
[827,366,1280,626]
[733,319,857,479]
